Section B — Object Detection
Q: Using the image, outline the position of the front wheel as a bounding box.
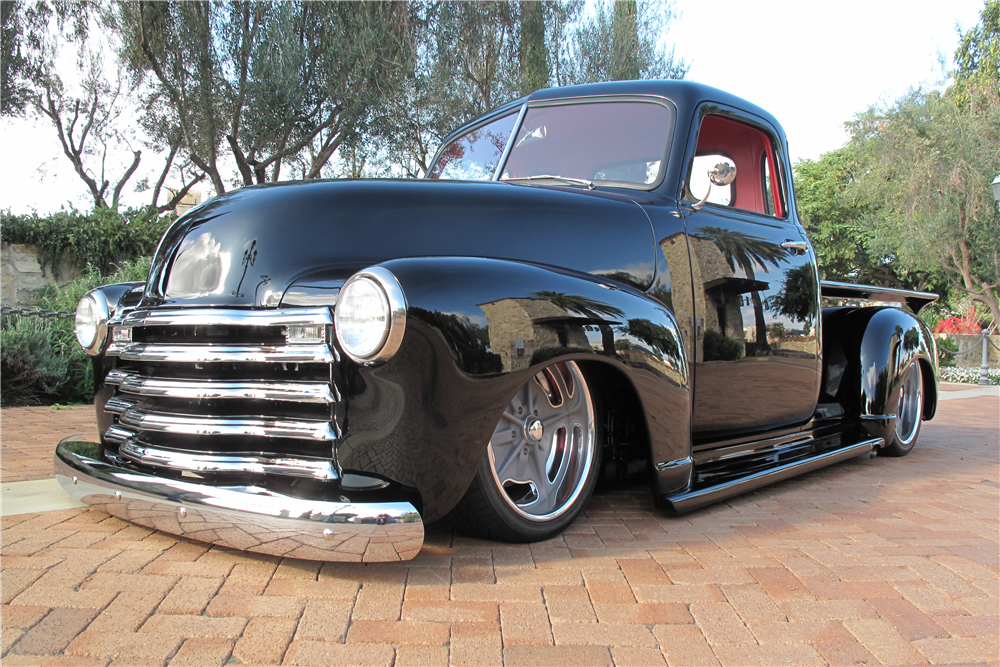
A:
[449,361,601,542]
[881,361,923,457]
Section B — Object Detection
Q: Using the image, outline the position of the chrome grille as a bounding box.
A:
[102,307,340,481]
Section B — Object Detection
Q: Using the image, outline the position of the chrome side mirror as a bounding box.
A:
[692,160,737,210]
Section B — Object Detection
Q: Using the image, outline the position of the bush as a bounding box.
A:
[1,207,172,278]
[703,329,744,361]
[936,336,958,366]
[1,257,152,405]
[1,316,69,406]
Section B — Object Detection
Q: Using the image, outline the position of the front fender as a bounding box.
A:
[822,306,937,442]
[335,257,691,521]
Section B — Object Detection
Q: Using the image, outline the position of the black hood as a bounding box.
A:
[142,179,656,308]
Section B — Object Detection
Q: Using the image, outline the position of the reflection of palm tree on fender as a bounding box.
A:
[693,226,787,353]
[531,291,625,357]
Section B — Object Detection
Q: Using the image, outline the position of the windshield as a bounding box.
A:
[501,101,673,188]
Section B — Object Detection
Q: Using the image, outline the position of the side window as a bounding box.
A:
[428,112,518,181]
[686,114,786,217]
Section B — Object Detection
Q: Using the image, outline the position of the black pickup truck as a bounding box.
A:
[58,80,938,562]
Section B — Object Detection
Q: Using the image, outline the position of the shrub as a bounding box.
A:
[1,207,172,278]
[936,336,959,366]
[1,316,69,406]
[703,329,744,361]
[1,257,152,405]
[934,307,983,334]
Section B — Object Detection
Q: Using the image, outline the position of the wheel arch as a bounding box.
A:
[337,256,692,521]
[821,305,938,443]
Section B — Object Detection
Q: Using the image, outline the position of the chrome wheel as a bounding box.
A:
[487,361,596,522]
[893,362,923,446]
[883,361,923,456]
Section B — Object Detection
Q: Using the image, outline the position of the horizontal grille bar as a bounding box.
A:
[108,372,337,404]
[117,343,336,364]
[122,307,334,328]
[119,441,338,481]
[118,408,338,441]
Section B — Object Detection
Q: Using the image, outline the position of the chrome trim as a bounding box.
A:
[118,343,336,364]
[119,441,339,481]
[665,438,883,513]
[118,409,338,441]
[335,267,407,365]
[79,289,111,356]
[104,396,138,415]
[116,376,338,404]
[492,102,528,180]
[104,425,134,444]
[55,436,423,562]
[104,369,132,385]
[121,307,334,328]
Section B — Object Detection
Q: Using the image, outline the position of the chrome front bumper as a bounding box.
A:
[54,436,423,562]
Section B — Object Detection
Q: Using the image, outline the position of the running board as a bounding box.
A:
[663,437,884,513]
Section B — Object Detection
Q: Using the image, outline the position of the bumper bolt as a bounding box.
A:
[115,491,121,500]
[72,476,78,485]
[178,507,187,518]
[323,528,335,540]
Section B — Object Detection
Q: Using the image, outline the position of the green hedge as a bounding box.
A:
[1,258,152,406]
[1,207,172,278]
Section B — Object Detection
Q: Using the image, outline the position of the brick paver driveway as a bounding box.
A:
[1,388,997,666]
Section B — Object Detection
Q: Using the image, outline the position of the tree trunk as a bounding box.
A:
[611,1,640,80]
[519,1,548,95]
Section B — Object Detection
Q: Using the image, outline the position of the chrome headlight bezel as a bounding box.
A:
[334,267,406,365]
[75,289,110,356]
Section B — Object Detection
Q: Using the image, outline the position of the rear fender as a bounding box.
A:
[336,257,692,520]
[821,306,937,442]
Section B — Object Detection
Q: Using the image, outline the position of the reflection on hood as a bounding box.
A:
[165,232,232,298]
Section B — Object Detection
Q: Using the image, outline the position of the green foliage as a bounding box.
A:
[558,0,687,84]
[0,315,68,405]
[936,336,959,367]
[0,207,171,278]
[846,82,1000,326]
[112,1,413,191]
[702,329,743,362]
[0,257,151,406]
[953,0,1000,100]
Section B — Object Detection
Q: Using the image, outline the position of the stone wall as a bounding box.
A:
[1,244,79,306]
[942,332,1000,367]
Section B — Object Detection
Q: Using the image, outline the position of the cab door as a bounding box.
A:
[681,110,821,435]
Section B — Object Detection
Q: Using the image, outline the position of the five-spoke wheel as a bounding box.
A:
[450,361,601,542]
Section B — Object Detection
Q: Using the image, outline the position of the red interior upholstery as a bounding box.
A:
[695,115,783,217]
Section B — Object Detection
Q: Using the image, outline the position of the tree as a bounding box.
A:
[953,0,999,102]
[847,84,1000,326]
[112,1,413,194]
[693,226,787,351]
[794,147,914,288]
[558,0,687,84]
[519,0,548,95]
[5,0,201,212]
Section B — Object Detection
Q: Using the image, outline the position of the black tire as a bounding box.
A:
[449,361,601,542]
[881,361,923,457]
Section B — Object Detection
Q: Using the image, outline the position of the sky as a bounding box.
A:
[0,0,989,215]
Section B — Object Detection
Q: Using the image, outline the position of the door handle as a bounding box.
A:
[780,240,809,254]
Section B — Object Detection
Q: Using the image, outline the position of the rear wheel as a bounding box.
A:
[449,361,601,542]
[881,361,923,456]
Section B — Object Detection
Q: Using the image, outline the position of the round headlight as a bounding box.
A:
[335,267,406,364]
[75,290,110,355]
